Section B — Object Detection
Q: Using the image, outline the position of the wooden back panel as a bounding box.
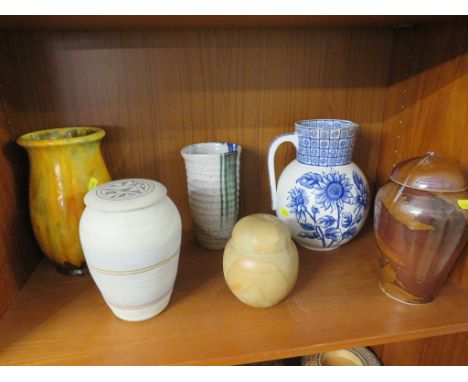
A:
[0,94,41,316]
[377,21,468,288]
[377,22,468,184]
[0,22,467,353]
[0,28,392,315]
[373,21,468,366]
[0,28,392,229]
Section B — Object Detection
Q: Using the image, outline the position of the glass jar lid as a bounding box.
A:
[84,178,167,212]
[390,152,468,192]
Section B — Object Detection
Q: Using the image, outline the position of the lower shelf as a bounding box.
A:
[0,225,467,365]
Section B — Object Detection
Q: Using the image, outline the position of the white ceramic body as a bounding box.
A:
[181,142,241,250]
[275,159,369,250]
[79,196,182,321]
[268,120,370,251]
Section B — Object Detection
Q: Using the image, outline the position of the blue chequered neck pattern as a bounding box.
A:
[295,120,357,167]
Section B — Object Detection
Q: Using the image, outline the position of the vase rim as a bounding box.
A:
[181,141,241,158]
[295,119,358,129]
[16,127,105,148]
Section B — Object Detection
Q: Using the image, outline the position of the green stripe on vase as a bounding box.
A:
[220,154,224,224]
[220,152,238,229]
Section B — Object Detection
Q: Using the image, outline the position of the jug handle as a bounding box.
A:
[267,133,298,211]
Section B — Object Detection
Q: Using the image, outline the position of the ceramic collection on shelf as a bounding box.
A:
[181,142,241,250]
[79,178,182,321]
[17,118,468,327]
[374,152,468,304]
[223,214,298,308]
[268,119,370,251]
[17,127,111,275]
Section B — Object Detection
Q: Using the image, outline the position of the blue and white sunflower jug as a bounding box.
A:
[268,119,370,251]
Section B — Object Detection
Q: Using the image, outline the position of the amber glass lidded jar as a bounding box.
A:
[374,152,468,304]
[17,127,111,275]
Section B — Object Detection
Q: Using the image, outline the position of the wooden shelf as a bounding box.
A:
[0,15,453,31]
[0,225,467,365]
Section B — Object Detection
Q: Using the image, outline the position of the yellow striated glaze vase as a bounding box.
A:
[223,214,299,308]
[17,127,111,275]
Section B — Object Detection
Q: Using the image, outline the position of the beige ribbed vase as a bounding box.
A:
[181,142,241,250]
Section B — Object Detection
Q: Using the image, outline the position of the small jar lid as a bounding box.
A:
[390,152,468,192]
[84,178,167,212]
[229,213,293,255]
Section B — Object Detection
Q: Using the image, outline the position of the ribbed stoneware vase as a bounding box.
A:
[181,142,241,250]
[268,119,370,251]
[17,127,111,275]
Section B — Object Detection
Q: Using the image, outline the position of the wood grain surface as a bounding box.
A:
[0,20,467,365]
[372,332,468,365]
[374,21,468,365]
[0,92,41,317]
[0,28,392,232]
[0,16,452,31]
[0,226,467,365]
[377,21,468,289]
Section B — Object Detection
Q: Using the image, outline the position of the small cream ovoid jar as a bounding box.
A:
[79,179,182,322]
[223,213,299,308]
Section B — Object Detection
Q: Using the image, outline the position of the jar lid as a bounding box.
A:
[84,178,167,212]
[390,152,468,192]
[229,214,293,255]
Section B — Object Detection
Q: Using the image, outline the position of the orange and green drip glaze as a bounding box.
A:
[17,127,111,274]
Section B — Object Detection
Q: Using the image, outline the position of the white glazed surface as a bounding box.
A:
[181,142,241,249]
[80,199,181,270]
[89,252,179,321]
[275,160,369,250]
[79,189,182,321]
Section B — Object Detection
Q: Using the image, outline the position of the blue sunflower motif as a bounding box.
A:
[313,171,353,212]
[289,170,367,249]
[353,170,369,211]
[355,189,368,211]
[287,187,309,222]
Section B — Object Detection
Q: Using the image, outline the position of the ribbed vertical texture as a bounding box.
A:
[183,146,241,249]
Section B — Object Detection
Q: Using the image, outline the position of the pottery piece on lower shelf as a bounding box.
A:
[301,348,382,366]
[374,152,468,304]
[268,119,370,251]
[16,127,111,275]
[223,213,298,308]
[79,178,182,322]
[244,359,285,366]
[181,142,241,250]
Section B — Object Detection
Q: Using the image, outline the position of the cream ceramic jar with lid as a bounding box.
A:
[79,178,182,321]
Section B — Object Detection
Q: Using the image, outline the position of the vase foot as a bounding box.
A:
[107,291,172,322]
[196,236,229,250]
[379,283,432,305]
[296,242,339,252]
[54,262,89,276]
